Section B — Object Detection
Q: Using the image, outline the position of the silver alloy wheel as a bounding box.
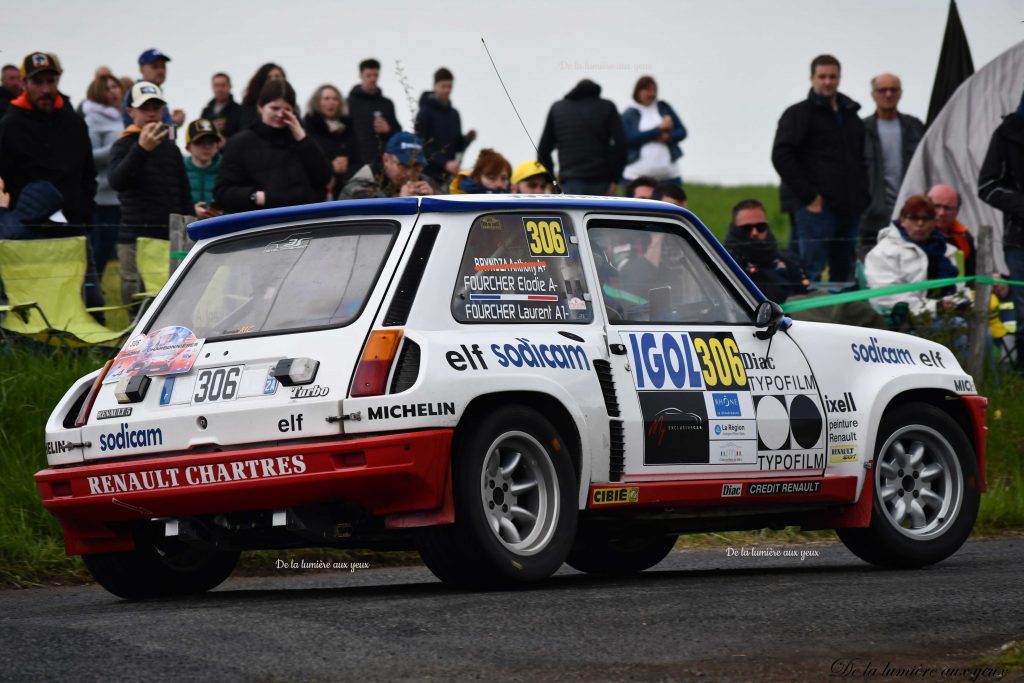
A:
[479,430,560,556]
[875,424,963,540]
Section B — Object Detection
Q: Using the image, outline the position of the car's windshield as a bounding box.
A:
[148,223,396,339]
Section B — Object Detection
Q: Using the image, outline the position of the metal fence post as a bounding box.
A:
[966,224,993,382]
[168,214,197,274]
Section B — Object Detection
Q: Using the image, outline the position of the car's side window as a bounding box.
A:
[452,213,593,324]
[589,220,750,325]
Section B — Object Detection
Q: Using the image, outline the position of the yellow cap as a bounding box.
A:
[511,160,551,185]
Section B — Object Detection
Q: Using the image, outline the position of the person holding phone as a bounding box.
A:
[108,81,194,303]
[214,79,331,213]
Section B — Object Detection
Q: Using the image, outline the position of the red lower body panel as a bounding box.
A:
[35,430,453,555]
[588,476,859,509]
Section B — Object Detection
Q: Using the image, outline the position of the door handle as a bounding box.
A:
[609,343,627,355]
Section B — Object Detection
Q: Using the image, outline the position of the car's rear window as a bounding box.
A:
[148,222,397,340]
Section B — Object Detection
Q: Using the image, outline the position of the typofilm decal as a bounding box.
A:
[753,394,826,472]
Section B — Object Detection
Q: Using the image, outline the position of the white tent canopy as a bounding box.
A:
[897,39,1024,274]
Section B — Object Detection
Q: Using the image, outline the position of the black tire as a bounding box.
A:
[567,531,678,575]
[837,402,980,568]
[418,405,578,589]
[82,526,240,600]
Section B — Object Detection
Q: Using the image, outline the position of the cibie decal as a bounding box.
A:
[491,338,590,371]
[98,423,163,452]
[591,486,639,505]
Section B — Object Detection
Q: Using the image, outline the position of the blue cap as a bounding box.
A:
[138,49,171,66]
[384,132,426,165]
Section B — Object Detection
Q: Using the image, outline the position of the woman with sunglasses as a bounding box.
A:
[723,199,811,303]
[864,194,965,317]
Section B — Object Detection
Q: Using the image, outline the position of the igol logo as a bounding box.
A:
[99,423,163,452]
[626,332,704,390]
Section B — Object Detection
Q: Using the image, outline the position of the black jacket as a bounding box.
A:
[537,80,626,183]
[772,89,869,215]
[415,91,469,179]
[108,127,193,241]
[201,96,244,138]
[214,122,331,213]
[303,112,353,198]
[0,95,97,233]
[979,113,1024,249]
[346,86,402,172]
[862,111,925,225]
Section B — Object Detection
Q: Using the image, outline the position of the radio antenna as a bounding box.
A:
[481,38,537,151]
[481,38,559,192]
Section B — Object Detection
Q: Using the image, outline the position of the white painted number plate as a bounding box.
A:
[192,365,244,404]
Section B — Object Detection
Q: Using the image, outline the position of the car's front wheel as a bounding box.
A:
[82,526,240,600]
[837,402,980,568]
[418,405,578,589]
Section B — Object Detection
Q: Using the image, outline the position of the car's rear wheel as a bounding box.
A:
[567,529,678,575]
[837,402,979,568]
[418,405,577,589]
[82,526,239,600]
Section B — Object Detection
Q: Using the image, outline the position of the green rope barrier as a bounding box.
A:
[781,275,1024,313]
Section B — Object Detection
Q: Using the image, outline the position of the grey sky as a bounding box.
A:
[4,0,1022,184]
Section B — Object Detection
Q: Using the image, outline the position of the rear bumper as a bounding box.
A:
[35,429,453,555]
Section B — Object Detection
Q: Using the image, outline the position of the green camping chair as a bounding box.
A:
[135,237,170,299]
[0,237,135,347]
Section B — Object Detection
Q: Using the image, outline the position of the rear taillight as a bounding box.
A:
[74,360,114,427]
[350,330,403,397]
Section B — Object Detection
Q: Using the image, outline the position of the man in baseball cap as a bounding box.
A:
[340,131,440,198]
[108,80,194,303]
[122,48,185,130]
[0,51,103,309]
[511,160,554,194]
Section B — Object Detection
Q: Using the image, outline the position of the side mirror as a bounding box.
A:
[754,300,785,339]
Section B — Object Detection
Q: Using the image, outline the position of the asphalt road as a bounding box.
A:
[1,537,1022,682]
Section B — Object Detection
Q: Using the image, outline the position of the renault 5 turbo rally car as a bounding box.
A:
[36,195,987,599]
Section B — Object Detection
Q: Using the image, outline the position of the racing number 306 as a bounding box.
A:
[693,336,746,388]
[523,219,568,257]
[193,366,241,403]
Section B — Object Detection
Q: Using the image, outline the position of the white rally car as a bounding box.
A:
[36,195,988,599]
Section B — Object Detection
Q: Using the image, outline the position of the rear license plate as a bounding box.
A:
[192,365,245,404]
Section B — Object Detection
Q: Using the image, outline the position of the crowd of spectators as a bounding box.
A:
[0,48,1021,365]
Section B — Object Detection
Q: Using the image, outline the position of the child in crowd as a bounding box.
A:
[184,118,223,219]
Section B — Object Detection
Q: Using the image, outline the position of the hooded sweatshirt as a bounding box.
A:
[83,99,124,207]
[537,79,627,182]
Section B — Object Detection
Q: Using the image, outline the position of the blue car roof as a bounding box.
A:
[187,195,693,241]
[186,195,766,304]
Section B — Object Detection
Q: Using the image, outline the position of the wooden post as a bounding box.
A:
[168,214,197,274]
[966,224,993,383]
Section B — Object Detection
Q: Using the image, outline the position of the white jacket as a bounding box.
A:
[83,100,125,207]
[863,225,960,316]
